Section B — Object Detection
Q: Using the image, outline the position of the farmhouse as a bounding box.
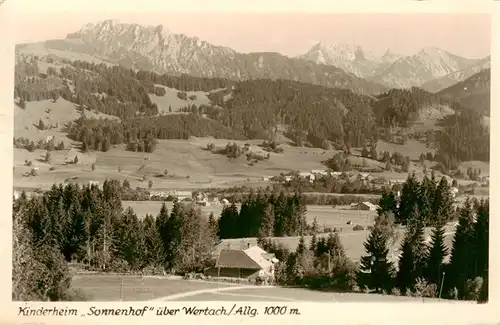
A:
[331,172,342,178]
[88,180,100,187]
[208,245,278,281]
[299,172,315,183]
[356,202,379,211]
[284,176,293,182]
[149,191,168,199]
[358,173,373,182]
[196,200,211,207]
[311,169,329,176]
[174,190,193,200]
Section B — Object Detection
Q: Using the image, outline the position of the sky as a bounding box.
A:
[12,8,492,59]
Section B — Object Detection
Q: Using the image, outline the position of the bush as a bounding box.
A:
[413,278,437,298]
[465,277,484,301]
[353,225,364,231]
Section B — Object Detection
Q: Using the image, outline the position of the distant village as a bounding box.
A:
[14,165,484,210]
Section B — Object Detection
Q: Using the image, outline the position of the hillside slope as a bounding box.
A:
[437,69,491,116]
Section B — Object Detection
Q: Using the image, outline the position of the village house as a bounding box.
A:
[299,172,315,183]
[262,176,271,181]
[149,191,168,199]
[311,169,329,176]
[207,244,279,281]
[174,190,193,201]
[355,201,379,211]
[358,172,373,182]
[284,176,293,182]
[221,198,230,205]
[331,171,343,178]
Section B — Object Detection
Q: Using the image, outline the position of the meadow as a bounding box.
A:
[71,274,231,301]
[71,274,468,302]
[14,134,477,193]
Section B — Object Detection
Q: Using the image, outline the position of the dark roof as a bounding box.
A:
[215,249,262,269]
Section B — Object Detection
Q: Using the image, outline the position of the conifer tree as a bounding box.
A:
[309,217,319,251]
[273,191,288,236]
[258,203,275,238]
[395,231,416,293]
[207,212,218,241]
[472,200,489,279]
[433,177,453,225]
[116,207,143,270]
[326,232,346,264]
[377,189,397,216]
[142,214,165,268]
[397,173,420,225]
[424,224,448,287]
[296,235,306,256]
[218,202,239,239]
[419,175,435,225]
[357,225,394,293]
[395,207,426,293]
[163,200,182,271]
[448,199,475,297]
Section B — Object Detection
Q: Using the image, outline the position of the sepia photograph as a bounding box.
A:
[8,3,493,308]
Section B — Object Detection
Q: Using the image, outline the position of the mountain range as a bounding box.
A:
[16,19,490,94]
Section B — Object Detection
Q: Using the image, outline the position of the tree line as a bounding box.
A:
[356,196,488,301]
[65,114,244,153]
[12,180,218,300]
[218,191,308,239]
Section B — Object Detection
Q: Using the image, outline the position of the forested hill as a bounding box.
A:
[214,79,378,148]
[14,57,489,163]
[437,69,491,117]
[372,87,469,127]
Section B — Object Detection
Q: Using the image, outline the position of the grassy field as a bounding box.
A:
[172,286,466,303]
[14,98,118,145]
[71,274,232,301]
[149,84,218,112]
[14,134,472,192]
[71,274,469,303]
